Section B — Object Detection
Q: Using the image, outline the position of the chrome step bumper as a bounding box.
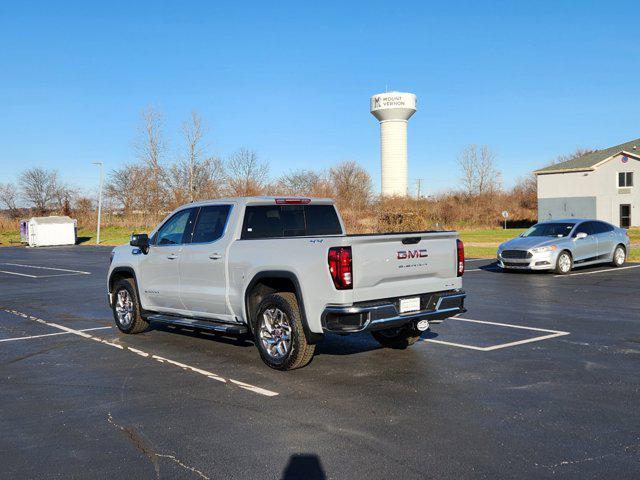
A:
[321,290,466,333]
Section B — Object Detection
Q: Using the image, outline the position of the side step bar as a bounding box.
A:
[147,314,248,335]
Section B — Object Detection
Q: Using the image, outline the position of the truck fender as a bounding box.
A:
[108,267,146,312]
[244,270,324,344]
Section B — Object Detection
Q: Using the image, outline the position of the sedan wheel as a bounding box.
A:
[555,251,572,275]
[612,246,626,267]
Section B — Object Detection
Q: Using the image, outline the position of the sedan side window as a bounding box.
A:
[574,222,593,236]
[156,209,196,246]
[594,221,614,233]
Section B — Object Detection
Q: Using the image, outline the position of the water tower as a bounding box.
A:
[370,92,417,196]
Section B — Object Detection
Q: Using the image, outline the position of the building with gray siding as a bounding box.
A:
[534,138,639,227]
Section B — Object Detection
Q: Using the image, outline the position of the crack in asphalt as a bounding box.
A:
[539,443,640,469]
[107,413,210,480]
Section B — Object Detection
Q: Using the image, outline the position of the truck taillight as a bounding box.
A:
[457,239,464,276]
[328,247,352,290]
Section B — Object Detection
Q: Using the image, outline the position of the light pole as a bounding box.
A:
[93,162,103,244]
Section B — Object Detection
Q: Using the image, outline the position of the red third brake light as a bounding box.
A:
[275,198,311,205]
[328,247,353,290]
[457,239,465,276]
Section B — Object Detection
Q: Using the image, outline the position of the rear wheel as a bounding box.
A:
[371,325,421,349]
[254,292,315,370]
[554,251,573,275]
[112,278,149,334]
[611,245,626,267]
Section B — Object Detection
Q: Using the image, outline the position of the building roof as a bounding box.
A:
[534,137,640,174]
[28,216,75,225]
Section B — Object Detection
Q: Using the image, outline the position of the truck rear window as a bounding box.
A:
[241,205,342,239]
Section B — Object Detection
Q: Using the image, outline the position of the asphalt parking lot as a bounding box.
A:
[0,247,639,479]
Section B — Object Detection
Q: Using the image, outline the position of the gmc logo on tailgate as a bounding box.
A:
[397,249,428,259]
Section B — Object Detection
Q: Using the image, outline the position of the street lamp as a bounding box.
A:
[92,162,103,244]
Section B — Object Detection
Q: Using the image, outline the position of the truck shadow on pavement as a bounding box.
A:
[149,322,254,347]
[281,454,326,480]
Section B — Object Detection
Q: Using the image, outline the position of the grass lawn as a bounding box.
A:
[1,224,638,262]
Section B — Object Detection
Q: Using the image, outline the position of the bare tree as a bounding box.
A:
[135,107,167,213]
[51,182,78,213]
[276,169,333,196]
[458,145,502,196]
[19,167,58,213]
[511,175,537,210]
[0,182,19,217]
[105,164,151,213]
[165,111,226,205]
[226,148,269,196]
[329,161,372,208]
[183,111,205,202]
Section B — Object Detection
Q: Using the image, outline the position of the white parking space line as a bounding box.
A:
[424,316,570,351]
[554,264,640,277]
[465,258,494,263]
[0,270,39,278]
[1,308,279,397]
[0,263,91,275]
[0,326,111,343]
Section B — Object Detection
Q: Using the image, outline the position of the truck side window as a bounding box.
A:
[305,205,342,235]
[190,205,231,243]
[242,206,283,239]
[156,208,196,245]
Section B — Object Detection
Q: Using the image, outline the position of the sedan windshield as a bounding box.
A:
[521,223,574,238]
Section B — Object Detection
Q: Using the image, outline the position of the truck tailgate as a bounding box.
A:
[348,232,459,302]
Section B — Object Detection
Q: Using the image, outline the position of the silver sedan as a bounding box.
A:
[497,219,631,275]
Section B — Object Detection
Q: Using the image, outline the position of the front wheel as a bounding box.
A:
[254,292,315,370]
[611,245,626,267]
[371,326,421,349]
[112,278,149,334]
[554,251,573,275]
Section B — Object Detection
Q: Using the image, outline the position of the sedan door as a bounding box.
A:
[592,221,616,260]
[137,208,197,312]
[571,221,598,263]
[178,204,235,322]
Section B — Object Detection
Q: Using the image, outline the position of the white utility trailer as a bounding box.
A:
[20,216,77,247]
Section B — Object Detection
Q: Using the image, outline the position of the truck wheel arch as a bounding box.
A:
[109,266,138,293]
[244,271,323,344]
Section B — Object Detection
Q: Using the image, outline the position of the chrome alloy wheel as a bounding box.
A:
[614,246,626,265]
[259,307,292,360]
[558,253,572,273]
[115,288,134,327]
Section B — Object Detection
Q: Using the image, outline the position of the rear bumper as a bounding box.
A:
[321,290,466,333]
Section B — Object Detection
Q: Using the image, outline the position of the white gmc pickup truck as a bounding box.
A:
[107,197,466,370]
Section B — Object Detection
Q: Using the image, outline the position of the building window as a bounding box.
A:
[618,172,633,187]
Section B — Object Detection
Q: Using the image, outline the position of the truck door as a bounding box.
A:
[178,204,234,321]
[572,221,598,263]
[138,208,197,312]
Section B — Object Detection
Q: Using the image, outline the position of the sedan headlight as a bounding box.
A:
[531,245,557,254]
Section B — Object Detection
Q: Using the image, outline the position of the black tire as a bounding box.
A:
[554,250,573,275]
[253,292,315,371]
[611,244,626,267]
[371,325,421,349]
[112,278,149,334]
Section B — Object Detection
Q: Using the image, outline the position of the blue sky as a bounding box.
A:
[1,0,639,196]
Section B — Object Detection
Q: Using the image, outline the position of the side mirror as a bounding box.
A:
[575,232,588,240]
[130,233,150,254]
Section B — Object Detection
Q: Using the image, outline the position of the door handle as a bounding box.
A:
[209,253,222,260]
[167,253,178,260]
